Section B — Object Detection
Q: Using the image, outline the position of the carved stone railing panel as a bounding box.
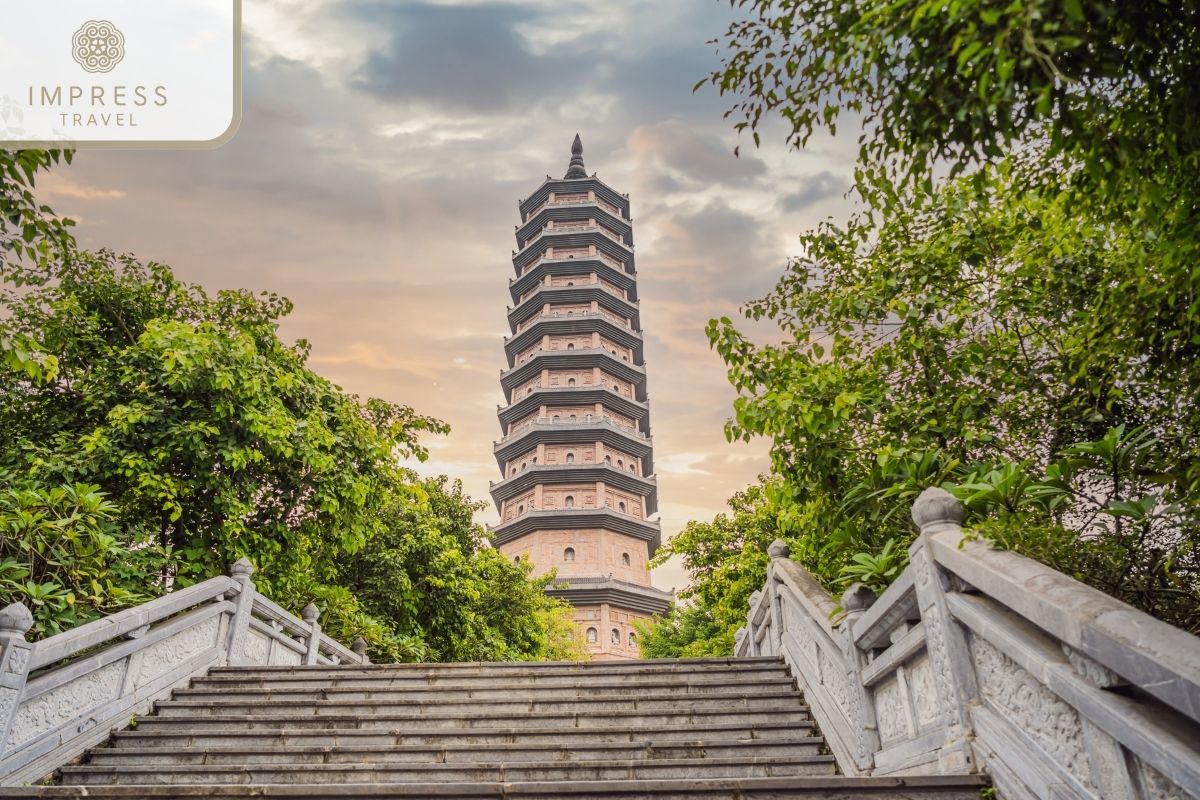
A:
[0,559,365,786]
[737,488,1200,799]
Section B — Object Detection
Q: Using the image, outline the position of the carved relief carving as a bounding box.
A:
[873,676,907,744]
[6,645,30,675]
[918,604,953,725]
[973,638,1090,783]
[243,630,270,665]
[7,661,123,748]
[270,645,303,666]
[817,646,850,713]
[136,616,220,686]
[906,653,942,730]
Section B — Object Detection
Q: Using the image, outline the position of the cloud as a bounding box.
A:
[779,170,848,212]
[348,2,593,114]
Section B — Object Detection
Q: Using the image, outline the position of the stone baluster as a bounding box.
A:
[226,557,257,667]
[909,487,978,773]
[302,603,321,666]
[0,603,34,758]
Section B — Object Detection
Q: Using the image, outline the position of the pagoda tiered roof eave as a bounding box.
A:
[508,286,640,332]
[516,203,633,248]
[510,258,639,304]
[512,232,634,275]
[500,351,648,402]
[497,386,650,431]
[545,575,672,615]
[518,177,631,221]
[489,463,658,512]
[488,509,662,554]
[493,422,654,474]
[504,317,644,363]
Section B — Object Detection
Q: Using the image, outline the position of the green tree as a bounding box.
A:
[0,150,586,660]
[696,0,1200,628]
[705,164,1200,630]
[638,482,781,657]
[338,476,586,662]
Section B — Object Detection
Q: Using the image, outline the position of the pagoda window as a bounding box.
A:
[586,627,597,643]
[567,343,575,350]
[521,461,527,469]
[564,495,575,508]
[566,452,575,463]
[568,378,576,387]
[532,457,538,464]
[629,463,636,472]
[564,547,575,561]
[616,460,623,468]
[629,632,637,648]
[610,628,620,645]
[621,552,630,566]
[517,504,525,514]
[605,455,612,465]
[618,502,626,514]
[513,556,520,564]
[511,467,517,476]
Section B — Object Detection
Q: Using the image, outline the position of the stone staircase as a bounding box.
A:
[11,657,985,798]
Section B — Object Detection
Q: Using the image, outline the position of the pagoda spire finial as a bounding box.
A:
[564,133,587,179]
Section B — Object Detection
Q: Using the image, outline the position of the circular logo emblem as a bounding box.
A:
[71,20,125,74]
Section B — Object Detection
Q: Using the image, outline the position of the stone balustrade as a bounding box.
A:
[736,488,1200,799]
[504,415,646,439]
[0,559,366,786]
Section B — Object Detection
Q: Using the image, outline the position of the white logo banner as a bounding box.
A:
[0,0,241,147]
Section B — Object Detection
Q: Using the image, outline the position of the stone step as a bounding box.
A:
[7,775,992,798]
[152,691,805,718]
[59,755,840,785]
[126,707,811,731]
[207,656,780,673]
[183,675,796,698]
[85,737,825,766]
[199,663,789,685]
[109,720,814,748]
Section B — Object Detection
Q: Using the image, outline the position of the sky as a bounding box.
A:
[34,0,859,591]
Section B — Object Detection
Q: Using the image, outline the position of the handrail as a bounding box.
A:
[735,489,1200,798]
[27,576,238,672]
[0,558,367,786]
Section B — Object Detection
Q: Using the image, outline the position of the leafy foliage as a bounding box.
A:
[637,483,781,657]
[699,0,1200,631]
[0,150,583,661]
[706,164,1200,630]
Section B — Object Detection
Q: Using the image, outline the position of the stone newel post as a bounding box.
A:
[0,603,34,758]
[351,636,371,665]
[840,582,883,771]
[909,487,978,773]
[302,603,321,666]
[226,557,257,667]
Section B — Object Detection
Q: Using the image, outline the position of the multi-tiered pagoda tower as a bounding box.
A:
[490,136,672,660]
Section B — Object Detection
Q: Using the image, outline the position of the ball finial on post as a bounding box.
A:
[767,539,790,559]
[0,603,33,638]
[911,487,964,532]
